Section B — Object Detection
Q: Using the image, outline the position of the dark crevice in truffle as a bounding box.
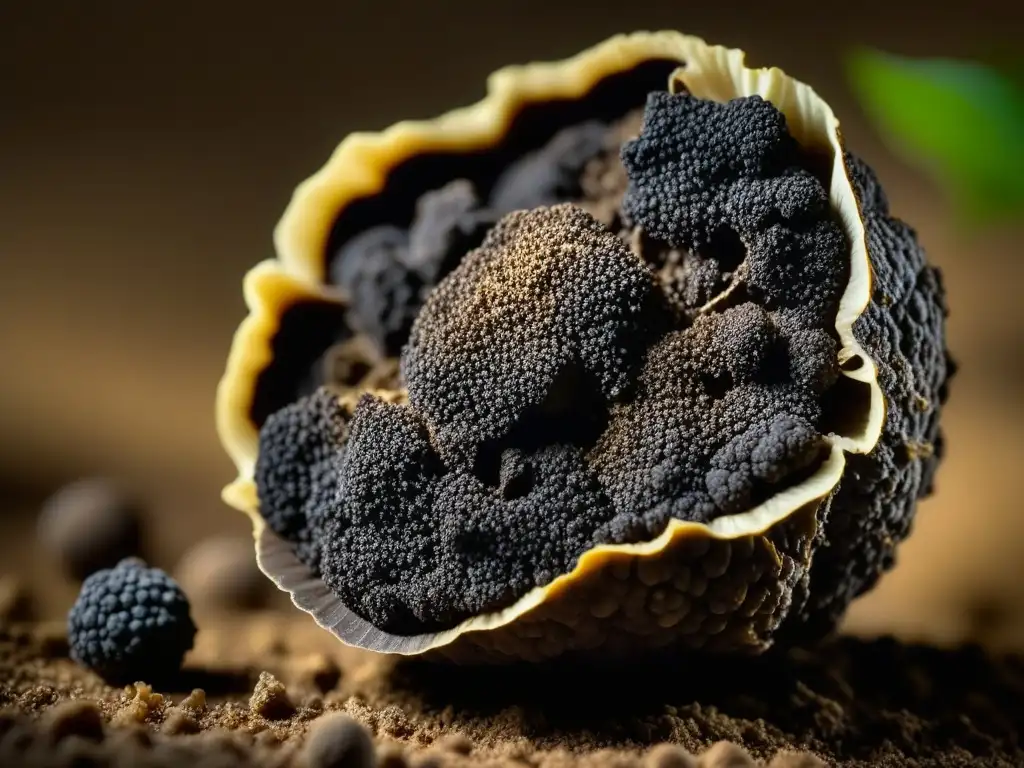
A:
[250,299,351,430]
[702,224,746,274]
[472,361,614,492]
[819,373,875,439]
[839,354,865,373]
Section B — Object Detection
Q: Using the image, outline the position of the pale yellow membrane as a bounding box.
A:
[214,30,885,653]
[215,261,345,487]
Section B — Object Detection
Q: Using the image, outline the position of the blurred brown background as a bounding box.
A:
[1,2,1021,647]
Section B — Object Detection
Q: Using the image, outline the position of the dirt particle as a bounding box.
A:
[179,688,207,714]
[19,685,58,710]
[373,705,414,740]
[251,671,295,720]
[42,700,105,743]
[698,741,755,768]
[767,752,827,768]
[435,732,473,755]
[115,682,165,725]
[162,707,200,735]
[301,712,376,768]
[645,743,698,768]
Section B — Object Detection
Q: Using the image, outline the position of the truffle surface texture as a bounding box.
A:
[67,558,196,684]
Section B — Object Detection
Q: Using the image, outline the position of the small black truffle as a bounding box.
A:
[67,558,196,685]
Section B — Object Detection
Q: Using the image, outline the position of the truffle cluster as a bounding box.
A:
[256,90,880,635]
[67,558,196,684]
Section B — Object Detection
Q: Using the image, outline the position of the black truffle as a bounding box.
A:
[780,154,953,638]
[255,88,946,641]
[67,558,196,685]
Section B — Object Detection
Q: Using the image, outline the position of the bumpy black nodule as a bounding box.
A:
[67,558,196,684]
[254,388,348,574]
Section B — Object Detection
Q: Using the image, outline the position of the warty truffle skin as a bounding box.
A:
[780,154,953,638]
[67,558,197,685]
[254,388,349,574]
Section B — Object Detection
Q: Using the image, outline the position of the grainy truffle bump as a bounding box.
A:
[402,203,667,468]
[255,389,349,574]
[301,713,375,768]
[67,559,196,685]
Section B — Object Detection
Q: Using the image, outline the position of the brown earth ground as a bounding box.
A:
[1,604,1022,768]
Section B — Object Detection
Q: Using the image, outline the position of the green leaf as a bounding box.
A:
[846,47,1024,226]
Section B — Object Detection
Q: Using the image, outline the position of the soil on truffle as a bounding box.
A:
[1,612,1021,768]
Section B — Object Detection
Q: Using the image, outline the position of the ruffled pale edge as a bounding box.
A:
[214,30,882,654]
